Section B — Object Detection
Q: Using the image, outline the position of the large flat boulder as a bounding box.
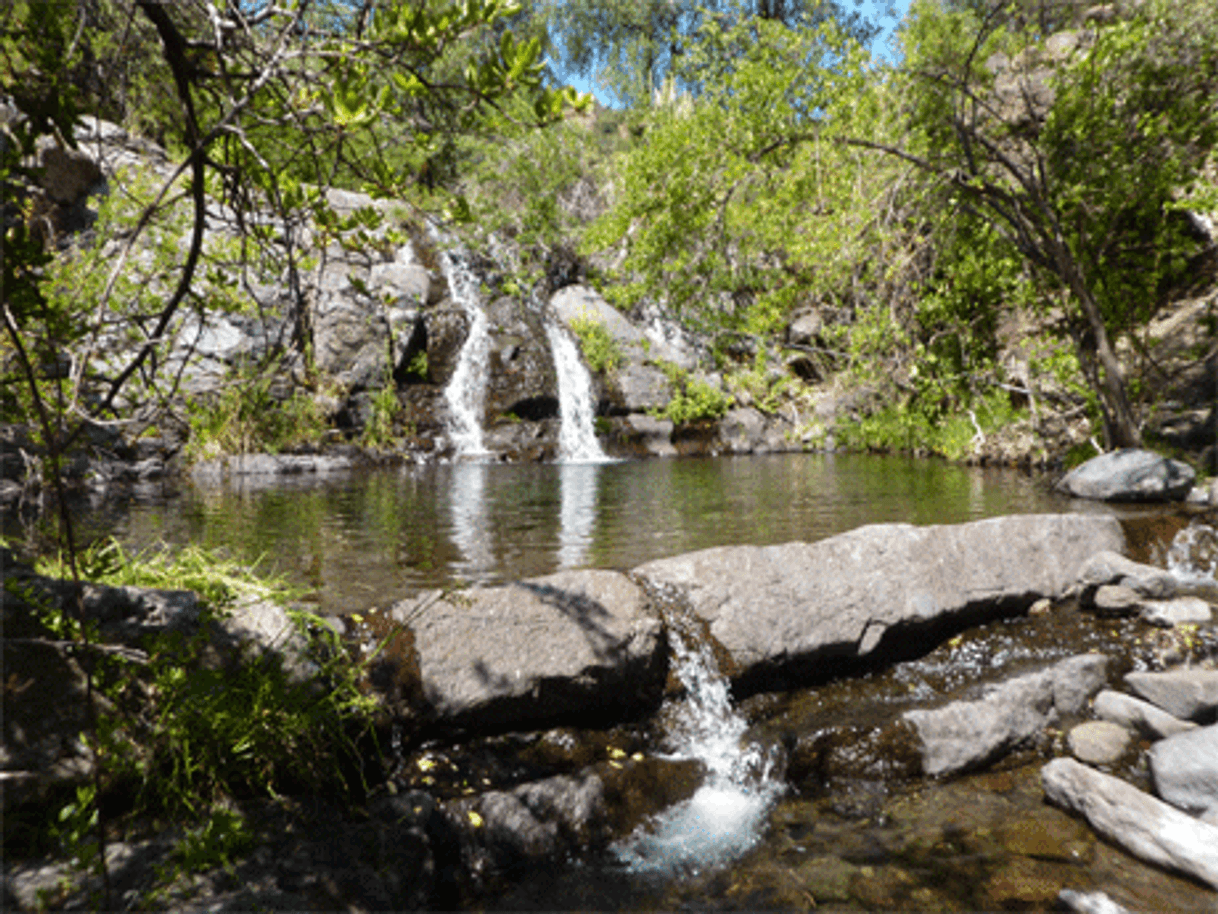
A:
[1057,449,1196,502]
[389,570,666,731]
[633,514,1125,691]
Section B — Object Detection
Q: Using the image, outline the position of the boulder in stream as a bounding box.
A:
[633,514,1125,693]
[1056,449,1196,502]
[1148,723,1218,818]
[1042,756,1218,890]
[389,570,666,732]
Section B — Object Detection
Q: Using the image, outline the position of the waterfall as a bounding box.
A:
[545,319,611,463]
[435,234,491,458]
[613,617,782,876]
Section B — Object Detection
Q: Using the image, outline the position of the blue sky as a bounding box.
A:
[559,0,914,106]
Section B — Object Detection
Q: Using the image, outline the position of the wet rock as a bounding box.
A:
[1067,721,1131,765]
[482,296,559,426]
[1058,888,1135,914]
[1056,448,1196,502]
[787,722,923,787]
[1079,550,1177,600]
[793,856,857,904]
[902,654,1108,777]
[1140,596,1213,628]
[984,856,1071,909]
[389,570,666,731]
[1148,724,1218,817]
[634,514,1125,692]
[1042,756,1218,890]
[190,453,356,482]
[420,308,471,386]
[1091,584,1142,615]
[603,414,676,458]
[1092,689,1198,739]
[998,814,1089,862]
[595,756,705,835]
[1124,668,1218,722]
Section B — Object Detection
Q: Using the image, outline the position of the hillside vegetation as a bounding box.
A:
[4,0,1217,476]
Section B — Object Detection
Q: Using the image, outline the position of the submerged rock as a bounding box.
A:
[1042,756,1218,890]
[633,514,1125,692]
[1057,449,1196,502]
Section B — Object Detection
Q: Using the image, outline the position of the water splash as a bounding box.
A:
[614,622,782,877]
[434,233,490,458]
[1166,522,1218,584]
[545,319,611,463]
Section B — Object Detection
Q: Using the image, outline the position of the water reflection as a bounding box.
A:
[557,462,603,570]
[448,461,493,584]
[32,454,1084,614]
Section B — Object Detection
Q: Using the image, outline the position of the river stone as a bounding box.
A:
[633,514,1125,691]
[1140,596,1213,628]
[903,654,1108,777]
[1124,669,1218,722]
[1042,756,1218,890]
[1058,889,1135,914]
[1148,724,1218,817]
[1092,689,1198,739]
[1078,550,1177,600]
[1091,584,1142,615]
[1056,448,1196,502]
[389,570,665,730]
[1067,720,1131,765]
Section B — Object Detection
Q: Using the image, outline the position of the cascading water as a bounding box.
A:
[614,617,783,876]
[545,319,611,463]
[1166,522,1218,584]
[435,233,491,458]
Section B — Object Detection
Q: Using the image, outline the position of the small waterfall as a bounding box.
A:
[1166,522,1218,584]
[614,617,782,876]
[435,234,491,458]
[545,319,611,463]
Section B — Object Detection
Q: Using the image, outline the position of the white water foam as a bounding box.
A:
[613,626,782,877]
[434,232,491,458]
[545,320,611,463]
[1166,522,1218,584]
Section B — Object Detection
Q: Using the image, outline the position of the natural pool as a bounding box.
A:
[37,453,1102,614]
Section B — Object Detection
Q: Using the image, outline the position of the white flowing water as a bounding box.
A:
[545,320,611,463]
[436,236,491,458]
[614,623,782,877]
[1166,522,1218,584]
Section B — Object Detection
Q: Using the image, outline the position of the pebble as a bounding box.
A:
[1067,721,1131,765]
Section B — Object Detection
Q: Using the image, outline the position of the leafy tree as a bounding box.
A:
[536,0,884,108]
[887,0,1218,448]
[584,14,906,343]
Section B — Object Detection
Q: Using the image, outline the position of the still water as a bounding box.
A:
[55,453,1087,614]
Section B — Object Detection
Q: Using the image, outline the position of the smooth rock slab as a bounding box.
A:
[633,514,1125,690]
[389,570,665,731]
[1149,724,1218,817]
[1042,756,1218,889]
[903,654,1108,777]
[1125,669,1218,722]
[1093,689,1198,739]
[1057,449,1196,502]
[1140,596,1213,628]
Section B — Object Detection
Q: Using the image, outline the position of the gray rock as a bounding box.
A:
[1057,448,1196,502]
[1140,596,1213,628]
[389,570,666,730]
[1058,889,1134,914]
[1125,669,1218,722]
[1149,723,1218,817]
[1042,756,1218,890]
[604,414,676,458]
[604,361,673,414]
[481,296,559,425]
[38,140,103,204]
[1091,584,1142,615]
[719,407,767,454]
[634,514,1125,687]
[1067,720,1131,765]
[1093,689,1199,739]
[903,654,1108,777]
[1078,550,1177,599]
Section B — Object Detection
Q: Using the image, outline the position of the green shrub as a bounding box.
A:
[569,313,625,374]
[184,372,327,461]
